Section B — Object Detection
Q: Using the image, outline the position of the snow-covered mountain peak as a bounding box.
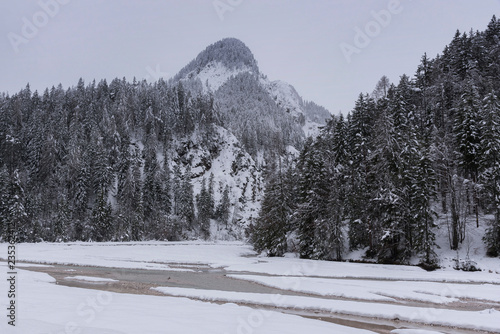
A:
[174,38,258,83]
[173,37,332,137]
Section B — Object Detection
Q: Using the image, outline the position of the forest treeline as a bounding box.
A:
[250,16,500,266]
[0,77,231,242]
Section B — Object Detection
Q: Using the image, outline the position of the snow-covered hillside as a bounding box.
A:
[170,126,262,239]
[262,79,330,136]
[264,80,303,117]
[187,61,255,94]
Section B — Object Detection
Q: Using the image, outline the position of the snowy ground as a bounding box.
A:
[1,241,499,333]
[154,287,500,332]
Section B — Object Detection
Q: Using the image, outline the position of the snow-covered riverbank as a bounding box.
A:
[1,241,499,333]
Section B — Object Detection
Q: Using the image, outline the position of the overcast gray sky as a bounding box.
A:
[1,1,499,114]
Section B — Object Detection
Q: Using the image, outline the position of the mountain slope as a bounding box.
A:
[174,38,331,140]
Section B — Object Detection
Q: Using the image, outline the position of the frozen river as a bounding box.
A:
[20,261,498,334]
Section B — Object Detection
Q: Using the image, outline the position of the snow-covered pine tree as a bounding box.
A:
[323,115,348,260]
[215,184,231,228]
[142,145,159,223]
[207,173,215,218]
[411,145,438,267]
[295,137,330,259]
[367,95,403,262]
[7,170,29,242]
[160,155,172,216]
[251,157,295,256]
[454,80,482,228]
[53,195,70,242]
[480,91,500,256]
[196,177,211,240]
[178,166,195,229]
[345,95,375,251]
[91,188,113,241]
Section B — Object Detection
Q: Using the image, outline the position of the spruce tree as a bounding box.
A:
[480,91,500,256]
[6,170,29,242]
[196,178,211,240]
[91,189,113,242]
[178,166,195,228]
[326,115,348,260]
[454,80,482,227]
[345,95,374,251]
[252,158,294,256]
[216,185,231,228]
[296,138,330,259]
